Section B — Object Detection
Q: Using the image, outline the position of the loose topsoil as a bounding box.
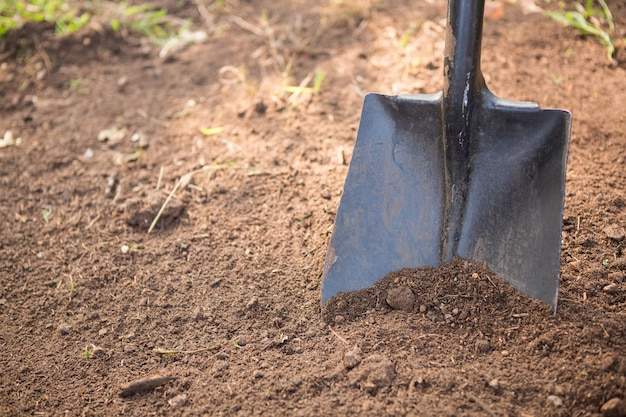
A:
[1,0,625,416]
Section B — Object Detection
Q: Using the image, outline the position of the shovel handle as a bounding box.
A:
[441,0,486,260]
[443,0,486,150]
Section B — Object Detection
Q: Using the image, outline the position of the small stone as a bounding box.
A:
[488,379,500,389]
[336,300,348,310]
[90,344,106,358]
[603,283,620,294]
[604,225,625,241]
[547,395,563,407]
[475,339,491,353]
[253,370,264,379]
[334,315,345,325]
[286,376,302,393]
[601,397,625,417]
[254,100,267,115]
[120,245,130,254]
[501,350,510,356]
[168,393,187,408]
[246,297,259,310]
[344,348,362,369]
[386,286,416,312]
[419,304,427,313]
[57,323,71,335]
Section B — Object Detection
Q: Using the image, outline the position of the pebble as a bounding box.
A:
[547,395,563,407]
[601,397,625,417]
[57,323,71,335]
[603,283,620,294]
[246,297,259,310]
[604,225,625,241]
[253,370,264,379]
[385,286,416,312]
[334,315,345,325]
[475,339,491,353]
[168,394,187,408]
[344,348,362,369]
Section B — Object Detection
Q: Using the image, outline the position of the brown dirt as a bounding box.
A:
[1,1,625,416]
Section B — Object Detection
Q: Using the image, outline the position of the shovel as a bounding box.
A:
[321,0,571,310]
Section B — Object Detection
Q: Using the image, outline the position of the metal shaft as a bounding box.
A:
[441,0,487,262]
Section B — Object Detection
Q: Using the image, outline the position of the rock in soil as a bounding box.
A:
[57,323,71,335]
[601,398,625,417]
[385,286,416,312]
[344,348,362,369]
[168,393,188,408]
[604,224,625,241]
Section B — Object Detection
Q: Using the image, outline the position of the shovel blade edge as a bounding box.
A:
[321,92,571,310]
[322,93,445,302]
[457,102,571,308]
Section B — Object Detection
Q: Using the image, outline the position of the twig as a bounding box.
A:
[229,15,265,37]
[119,373,176,397]
[485,274,499,289]
[32,35,52,75]
[147,166,209,235]
[328,325,350,346]
[153,346,222,355]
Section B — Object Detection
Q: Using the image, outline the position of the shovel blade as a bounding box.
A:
[321,93,570,308]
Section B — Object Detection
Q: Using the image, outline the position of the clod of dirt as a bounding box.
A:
[124,191,185,231]
[608,271,625,282]
[344,348,362,369]
[385,286,415,312]
[351,354,396,394]
[601,398,625,417]
[475,339,491,353]
[604,225,625,241]
[57,323,71,335]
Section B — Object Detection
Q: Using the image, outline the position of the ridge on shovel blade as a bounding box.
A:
[321,0,571,310]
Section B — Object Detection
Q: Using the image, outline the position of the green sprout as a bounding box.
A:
[547,0,617,61]
[82,347,92,359]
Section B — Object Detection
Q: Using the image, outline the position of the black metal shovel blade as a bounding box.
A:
[321,92,571,308]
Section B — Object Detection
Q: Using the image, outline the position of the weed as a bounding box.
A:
[82,347,92,359]
[547,0,618,61]
[0,1,191,47]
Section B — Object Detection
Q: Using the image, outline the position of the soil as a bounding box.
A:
[1,0,626,416]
